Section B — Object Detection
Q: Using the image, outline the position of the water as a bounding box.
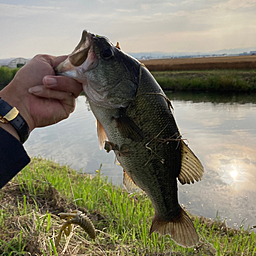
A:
[24,92,256,229]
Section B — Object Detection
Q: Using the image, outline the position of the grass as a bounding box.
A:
[151,70,256,92]
[0,157,255,255]
[1,65,256,93]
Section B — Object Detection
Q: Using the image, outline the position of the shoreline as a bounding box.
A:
[0,157,255,255]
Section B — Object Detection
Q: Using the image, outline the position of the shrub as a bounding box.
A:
[0,67,19,87]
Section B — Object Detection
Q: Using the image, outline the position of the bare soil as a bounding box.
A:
[141,55,256,71]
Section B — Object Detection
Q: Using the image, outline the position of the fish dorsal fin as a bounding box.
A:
[96,119,108,150]
[178,140,204,185]
[114,109,144,142]
[123,170,139,193]
[115,42,121,49]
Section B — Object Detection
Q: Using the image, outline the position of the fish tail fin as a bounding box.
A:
[149,208,199,248]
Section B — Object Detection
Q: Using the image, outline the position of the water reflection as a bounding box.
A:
[168,91,256,104]
[24,92,256,229]
[167,92,256,228]
[24,97,123,183]
[206,149,256,191]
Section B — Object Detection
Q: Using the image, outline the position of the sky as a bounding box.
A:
[0,0,256,58]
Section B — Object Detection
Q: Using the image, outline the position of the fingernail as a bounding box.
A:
[29,86,42,93]
[44,76,57,87]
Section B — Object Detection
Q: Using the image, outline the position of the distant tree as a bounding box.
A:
[0,67,20,88]
[17,63,25,68]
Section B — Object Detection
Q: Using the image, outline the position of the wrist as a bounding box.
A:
[0,80,35,131]
[0,97,30,143]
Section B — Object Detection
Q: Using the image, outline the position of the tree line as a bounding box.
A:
[0,67,20,90]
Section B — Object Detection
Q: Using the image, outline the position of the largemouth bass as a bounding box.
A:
[56,30,204,247]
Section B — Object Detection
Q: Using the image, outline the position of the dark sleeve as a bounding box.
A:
[0,127,30,189]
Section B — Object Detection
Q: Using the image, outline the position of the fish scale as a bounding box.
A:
[117,68,182,218]
[56,30,204,248]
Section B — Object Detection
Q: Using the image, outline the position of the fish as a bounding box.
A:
[56,30,204,247]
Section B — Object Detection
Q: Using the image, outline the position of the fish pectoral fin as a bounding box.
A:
[96,119,108,150]
[114,157,121,166]
[114,109,144,142]
[123,170,139,193]
[104,141,119,153]
[149,208,199,248]
[178,140,204,185]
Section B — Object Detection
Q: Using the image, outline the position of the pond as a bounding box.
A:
[24,92,256,230]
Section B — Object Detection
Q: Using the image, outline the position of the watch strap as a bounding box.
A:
[0,98,29,143]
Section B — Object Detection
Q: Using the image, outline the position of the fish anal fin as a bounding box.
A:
[96,120,108,150]
[114,109,144,142]
[178,140,204,185]
[149,208,199,248]
[123,170,139,193]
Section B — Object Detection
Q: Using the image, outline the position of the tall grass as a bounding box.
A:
[0,157,255,255]
[152,70,256,92]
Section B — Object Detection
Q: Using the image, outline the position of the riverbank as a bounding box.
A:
[0,157,255,255]
[1,56,256,94]
[151,70,256,93]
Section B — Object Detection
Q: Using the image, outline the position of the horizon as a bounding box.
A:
[0,1,256,59]
[1,46,256,61]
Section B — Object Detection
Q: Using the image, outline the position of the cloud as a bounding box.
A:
[204,144,256,192]
[114,8,138,13]
[0,0,256,57]
[140,2,176,11]
[214,0,256,10]
[0,3,62,17]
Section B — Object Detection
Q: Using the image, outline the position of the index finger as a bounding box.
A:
[43,75,83,98]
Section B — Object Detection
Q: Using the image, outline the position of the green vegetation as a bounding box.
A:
[152,70,256,92]
[1,67,255,93]
[0,66,19,89]
[0,157,255,255]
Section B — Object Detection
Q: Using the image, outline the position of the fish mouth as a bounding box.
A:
[69,30,93,67]
[56,30,98,76]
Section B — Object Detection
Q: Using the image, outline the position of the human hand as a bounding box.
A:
[0,54,83,135]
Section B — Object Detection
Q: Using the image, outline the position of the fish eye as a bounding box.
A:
[101,48,113,60]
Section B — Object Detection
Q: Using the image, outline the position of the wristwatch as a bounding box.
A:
[0,97,29,143]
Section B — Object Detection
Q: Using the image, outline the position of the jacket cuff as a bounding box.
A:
[0,127,30,189]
